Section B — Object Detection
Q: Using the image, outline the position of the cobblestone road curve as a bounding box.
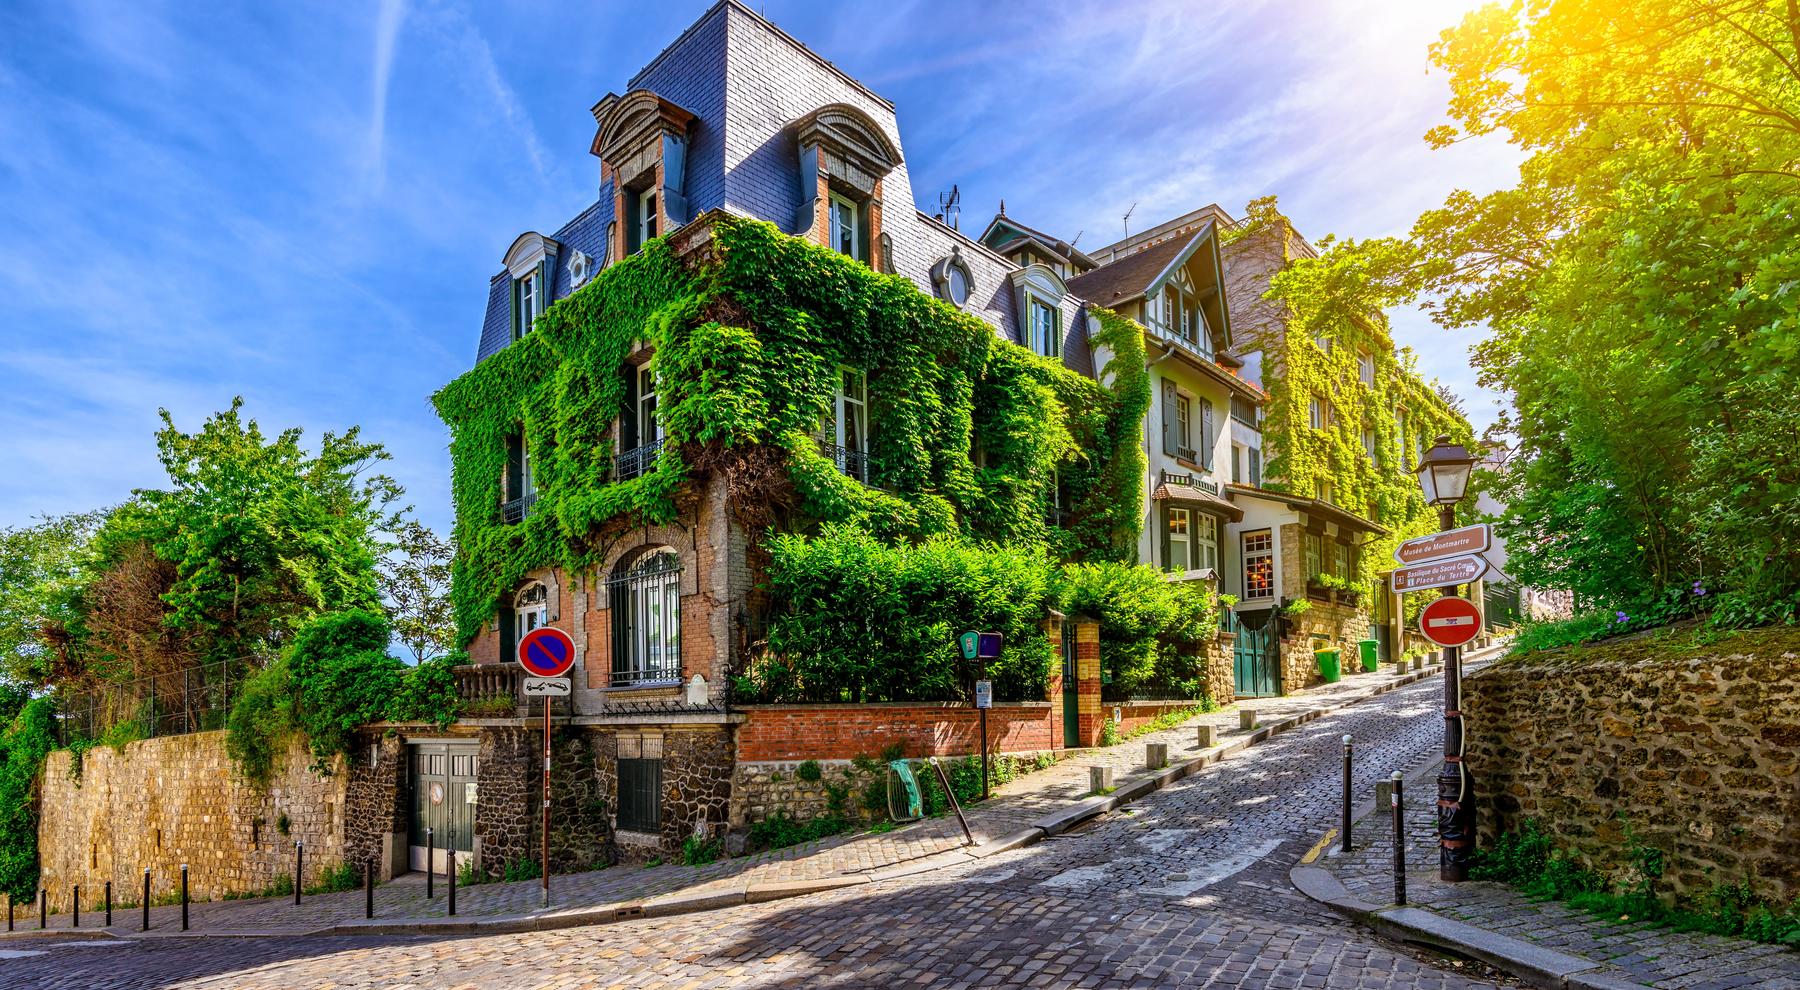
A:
[0,673,1524,990]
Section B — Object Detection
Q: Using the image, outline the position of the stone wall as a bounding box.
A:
[37,732,346,908]
[343,733,408,879]
[1463,631,1800,905]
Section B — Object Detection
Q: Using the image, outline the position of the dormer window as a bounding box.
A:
[628,185,659,256]
[829,191,862,261]
[502,232,559,342]
[591,89,695,266]
[1010,264,1068,360]
[931,246,974,307]
[1028,297,1061,358]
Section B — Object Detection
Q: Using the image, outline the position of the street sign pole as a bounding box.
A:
[542,692,551,908]
[1427,508,1478,883]
[979,663,989,801]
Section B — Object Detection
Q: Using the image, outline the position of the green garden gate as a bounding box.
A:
[1227,609,1281,698]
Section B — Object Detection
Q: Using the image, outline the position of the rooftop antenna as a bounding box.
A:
[938,184,962,231]
[1069,230,1084,248]
[1123,202,1137,238]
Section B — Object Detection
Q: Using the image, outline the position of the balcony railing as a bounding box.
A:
[614,438,666,482]
[817,440,870,484]
[453,663,522,717]
[1159,469,1220,496]
[502,491,538,524]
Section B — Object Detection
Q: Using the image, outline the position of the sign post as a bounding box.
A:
[961,632,1002,800]
[1418,596,1482,649]
[517,626,575,908]
[1390,554,1490,594]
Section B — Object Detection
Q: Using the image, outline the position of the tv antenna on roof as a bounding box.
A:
[1123,203,1137,238]
[937,184,962,231]
[1070,230,1084,248]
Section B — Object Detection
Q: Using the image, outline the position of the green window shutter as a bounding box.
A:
[498,607,516,666]
[1159,502,1172,570]
[509,279,521,341]
[1200,400,1216,471]
[1161,381,1178,456]
[505,434,523,502]
[621,365,640,451]
[538,258,553,313]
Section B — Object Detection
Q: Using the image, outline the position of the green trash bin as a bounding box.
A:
[1315,648,1342,683]
[1358,639,1380,673]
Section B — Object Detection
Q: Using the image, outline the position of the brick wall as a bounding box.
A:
[735,702,1057,762]
[1463,633,1800,905]
[37,733,347,908]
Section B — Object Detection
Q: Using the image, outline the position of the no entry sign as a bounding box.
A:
[517,627,576,678]
[1418,596,1482,648]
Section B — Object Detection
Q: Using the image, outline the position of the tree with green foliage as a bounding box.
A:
[0,510,107,688]
[0,697,55,900]
[379,521,457,663]
[1387,0,1800,628]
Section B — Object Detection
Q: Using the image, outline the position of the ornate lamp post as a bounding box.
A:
[1416,434,1478,881]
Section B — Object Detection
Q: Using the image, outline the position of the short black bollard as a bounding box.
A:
[447,829,456,917]
[294,841,303,905]
[39,887,46,929]
[105,880,112,927]
[72,884,79,928]
[426,827,434,899]
[142,869,151,932]
[364,860,374,920]
[180,865,189,931]
[1392,771,1407,906]
[6,892,12,931]
[1341,734,1354,853]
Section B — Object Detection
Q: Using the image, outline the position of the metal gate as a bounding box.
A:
[409,742,478,873]
[1227,609,1281,698]
[1061,619,1080,748]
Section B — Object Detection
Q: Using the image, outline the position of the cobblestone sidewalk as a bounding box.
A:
[1315,757,1800,989]
[5,652,1462,940]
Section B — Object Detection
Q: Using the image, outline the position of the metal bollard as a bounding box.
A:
[1392,771,1407,905]
[447,828,457,917]
[426,827,435,899]
[294,841,303,905]
[72,884,79,928]
[364,860,375,920]
[105,881,112,927]
[6,892,12,931]
[1341,735,1354,853]
[142,869,151,931]
[39,887,46,929]
[180,864,189,931]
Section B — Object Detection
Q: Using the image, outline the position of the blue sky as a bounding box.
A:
[0,0,1521,537]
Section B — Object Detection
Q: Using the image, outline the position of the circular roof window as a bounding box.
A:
[931,245,974,307]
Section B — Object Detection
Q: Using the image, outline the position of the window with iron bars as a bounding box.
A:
[608,549,682,686]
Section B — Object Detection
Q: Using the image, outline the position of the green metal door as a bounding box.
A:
[1061,619,1080,747]
[409,742,477,873]
[1229,609,1281,697]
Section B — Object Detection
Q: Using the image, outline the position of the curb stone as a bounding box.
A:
[20,657,1475,942]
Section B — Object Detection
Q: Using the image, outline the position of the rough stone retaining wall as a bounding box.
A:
[37,732,346,908]
[1463,634,1800,905]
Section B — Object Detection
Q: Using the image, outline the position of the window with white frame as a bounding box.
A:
[1358,349,1375,386]
[1309,394,1328,430]
[1242,530,1274,600]
[1167,506,1191,571]
[829,191,861,261]
[514,581,549,644]
[629,187,659,255]
[1196,513,1218,573]
[516,270,540,338]
[638,365,661,445]
[1339,541,1358,582]
[1363,427,1379,466]
[1028,296,1061,357]
[1314,332,1332,354]
[1176,394,1193,459]
[1304,531,1323,579]
[1317,478,1335,504]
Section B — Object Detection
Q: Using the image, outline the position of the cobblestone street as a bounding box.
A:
[0,669,1531,989]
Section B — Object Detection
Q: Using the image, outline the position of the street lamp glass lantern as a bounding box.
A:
[1416,434,1475,506]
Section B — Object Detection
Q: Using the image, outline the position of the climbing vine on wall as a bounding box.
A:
[1227,199,1474,584]
[434,217,1152,646]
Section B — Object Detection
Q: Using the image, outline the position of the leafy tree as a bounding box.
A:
[0,511,106,688]
[379,521,457,663]
[1344,0,1800,627]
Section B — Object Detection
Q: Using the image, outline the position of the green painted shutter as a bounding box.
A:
[1201,400,1216,470]
[509,279,521,341]
[505,434,523,502]
[498,607,516,666]
[1161,381,1178,456]
[1159,502,1172,570]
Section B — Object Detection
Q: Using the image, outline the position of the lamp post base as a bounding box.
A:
[1437,761,1477,882]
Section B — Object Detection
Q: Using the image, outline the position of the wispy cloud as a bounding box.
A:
[365,0,409,194]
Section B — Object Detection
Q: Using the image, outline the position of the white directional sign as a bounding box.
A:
[1390,553,1490,594]
[523,676,571,698]
[1393,524,1491,566]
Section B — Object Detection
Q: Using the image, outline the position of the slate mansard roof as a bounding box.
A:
[473,0,1062,367]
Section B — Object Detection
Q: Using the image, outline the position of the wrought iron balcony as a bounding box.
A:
[614,438,666,482]
[502,491,538,524]
[818,440,870,484]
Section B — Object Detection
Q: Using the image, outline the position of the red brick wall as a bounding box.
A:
[1112,699,1209,737]
[735,703,1057,762]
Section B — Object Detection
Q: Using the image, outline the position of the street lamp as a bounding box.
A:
[1416,434,1478,882]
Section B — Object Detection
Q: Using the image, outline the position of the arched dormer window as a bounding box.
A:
[931,245,974,307]
[789,103,902,269]
[503,232,560,341]
[1009,264,1067,359]
[608,548,682,687]
[514,581,550,644]
[590,89,696,261]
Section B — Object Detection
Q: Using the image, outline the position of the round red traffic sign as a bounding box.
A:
[517,626,576,677]
[1418,596,1482,648]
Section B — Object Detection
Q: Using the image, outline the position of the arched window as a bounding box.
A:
[609,548,682,686]
[514,582,550,643]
